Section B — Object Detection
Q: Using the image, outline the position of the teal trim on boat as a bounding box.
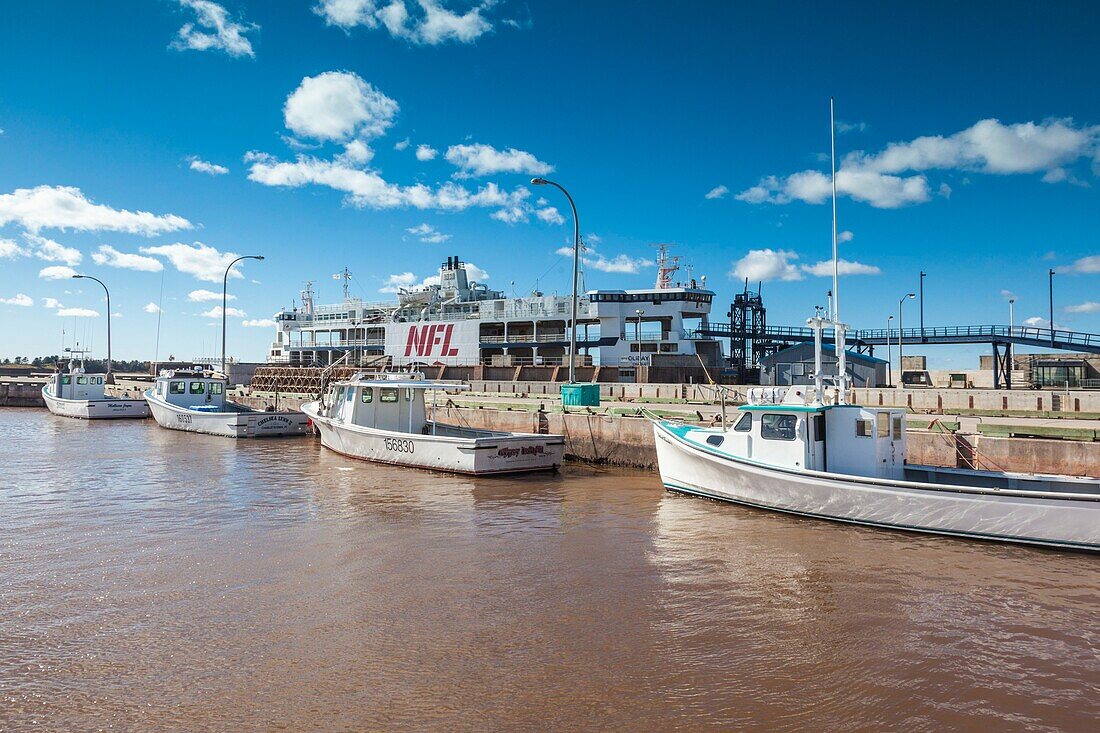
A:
[736,404,832,413]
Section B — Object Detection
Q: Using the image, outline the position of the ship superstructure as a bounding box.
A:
[268,252,720,372]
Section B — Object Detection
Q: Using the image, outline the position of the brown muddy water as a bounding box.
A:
[1,408,1097,732]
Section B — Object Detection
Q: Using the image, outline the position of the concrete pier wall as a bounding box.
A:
[0,381,45,407]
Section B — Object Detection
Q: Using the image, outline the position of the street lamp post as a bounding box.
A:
[898,292,915,386]
[1048,268,1055,346]
[72,274,113,384]
[222,255,264,374]
[886,314,894,387]
[919,271,926,340]
[1008,296,1015,375]
[531,177,580,383]
[634,309,645,343]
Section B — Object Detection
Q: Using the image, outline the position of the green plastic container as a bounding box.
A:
[561,383,601,407]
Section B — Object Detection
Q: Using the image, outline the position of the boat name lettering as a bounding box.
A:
[257,415,291,427]
[384,438,415,453]
[404,323,460,358]
[497,445,545,458]
[176,414,192,424]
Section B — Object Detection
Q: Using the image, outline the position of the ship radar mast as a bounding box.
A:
[333,267,352,300]
[655,244,681,290]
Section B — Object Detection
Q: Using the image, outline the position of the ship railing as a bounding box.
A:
[620,333,668,342]
[479,332,568,344]
[288,338,385,348]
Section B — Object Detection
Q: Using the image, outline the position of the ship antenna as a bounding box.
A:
[830,97,849,404]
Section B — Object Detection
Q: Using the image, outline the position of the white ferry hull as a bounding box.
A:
[145,390,310,438]
[42,385,149,420]
[653,420,1100,552]
[302,402,563,475]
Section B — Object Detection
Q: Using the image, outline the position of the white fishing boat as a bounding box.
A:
[301,373,564,475]
[652,99,1100,552]
[145,367,310,438]
[41,351,149,420]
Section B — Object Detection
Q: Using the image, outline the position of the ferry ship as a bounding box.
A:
[267,247,722,375]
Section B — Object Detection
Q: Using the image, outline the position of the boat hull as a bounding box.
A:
[653,420,1100,552]
[42,385,150,420]
[303,402,563,475]
[145,390,310,438]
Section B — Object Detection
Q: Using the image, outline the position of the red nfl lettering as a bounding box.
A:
[404,324,461,357]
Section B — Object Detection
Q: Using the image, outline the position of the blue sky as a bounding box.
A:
[2,1,1100,367]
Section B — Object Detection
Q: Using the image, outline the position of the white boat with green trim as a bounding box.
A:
[301,373,564,475]
[42,352,149,420]
[653,99,1100,553]
[145,367,310,438]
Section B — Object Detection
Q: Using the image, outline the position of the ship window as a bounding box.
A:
[405,388,412,401]
[170,381,185,394]
[706,435,725,447]
[61,375,71,384]
[361,388,373,404]
[380,387,399,403]
[77,376,87,384]
[211,383,224,395]
[345,388,354,402]
[893,416,903,440]
[734,412,753,432]
[877,413,890,438]
[761,413,797,441]
[856,419,874,438]
[190,382,205,394]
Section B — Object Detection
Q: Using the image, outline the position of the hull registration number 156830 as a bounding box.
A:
[384,438,415,453]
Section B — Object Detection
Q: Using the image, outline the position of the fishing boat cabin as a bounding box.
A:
[152,368,230,411]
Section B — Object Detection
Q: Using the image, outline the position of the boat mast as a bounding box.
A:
[830,97,849,405]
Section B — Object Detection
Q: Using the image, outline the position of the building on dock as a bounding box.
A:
[759,343,888,388]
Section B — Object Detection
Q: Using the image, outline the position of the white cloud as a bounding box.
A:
[1065,302,1100,314]
[42,297,64,309]
[837,230,854,243]
[242,318,276,327]
[394,137,410,151]
[556,245,652,274]
[801,259,882,277]
[738,118,1100,209]
[188,156,229,175]
[836,120,867,134]
[56,307,99,318]
[730,249,803,282]
[1001,289,1017,301]
[284,71,399,143]
[200,306,246,318]
[91,245,164,272]
[0,293,33,306]
[172,0,258,58]
[144,302,161,313]
[38,265,78,280]
[24,233,82,265]
[341,140,374,164]
[705,185,729,200]
[188,289,235,302]
[415,144,438,161]
[314,0,497,45]
[380,271,418,293]
[140,242,246,283]
[246,152,531,220]
[1023,316,1061,329]
[0,185,191,236]
[0,238,28,258]
[406,223,451,243]
[445,143,552,178]
[1062,254,1100,274]
[465,262,489,281]
[535,206,564,225]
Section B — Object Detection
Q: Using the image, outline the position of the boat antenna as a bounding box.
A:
[830,97,849,404]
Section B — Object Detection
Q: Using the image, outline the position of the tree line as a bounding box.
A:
[2,356,152,372]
